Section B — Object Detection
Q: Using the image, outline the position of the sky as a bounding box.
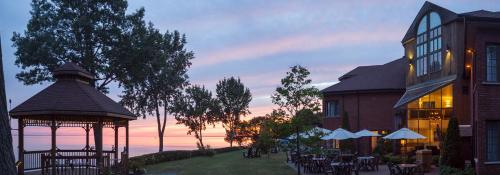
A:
[1,0,499,155]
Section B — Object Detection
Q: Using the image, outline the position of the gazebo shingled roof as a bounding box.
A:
[10,62,136,120]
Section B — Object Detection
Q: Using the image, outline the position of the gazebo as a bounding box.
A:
[9,63,137,175]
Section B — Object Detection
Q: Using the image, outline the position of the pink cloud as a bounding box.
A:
[193,28,404,67]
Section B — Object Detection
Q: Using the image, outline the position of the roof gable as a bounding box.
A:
[321,58,406,93]
[402,1,458,43]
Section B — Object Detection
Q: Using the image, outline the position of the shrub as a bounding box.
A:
[440,166,475,175]
[128,146,243,170]
[382,153,403,164]
[441,117,463,168]
[432,155,440,166]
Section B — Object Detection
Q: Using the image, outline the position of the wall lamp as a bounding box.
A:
[467,48,475,54]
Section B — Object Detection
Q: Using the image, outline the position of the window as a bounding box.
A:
[486,45,498,82]
[416,12,442,76]
[487,121,500,162]
[325,101,339,117]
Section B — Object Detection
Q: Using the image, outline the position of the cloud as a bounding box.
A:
[193,28,403,67]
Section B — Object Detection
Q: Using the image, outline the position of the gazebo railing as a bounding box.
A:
[24,149,116,171]
[41,154,110,175]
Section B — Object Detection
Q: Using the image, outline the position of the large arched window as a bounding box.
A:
[416,12,442,76]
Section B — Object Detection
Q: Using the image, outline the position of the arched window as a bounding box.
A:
[416,12,442,76]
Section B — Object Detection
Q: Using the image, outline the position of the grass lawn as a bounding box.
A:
[145,150,296,175]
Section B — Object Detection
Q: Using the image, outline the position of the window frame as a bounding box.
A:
[486,44,499,82]
[325,100,339,118]
[415,12,443,77]
[486,120,500,162]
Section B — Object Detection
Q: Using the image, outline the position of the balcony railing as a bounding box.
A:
[24,149,120,175]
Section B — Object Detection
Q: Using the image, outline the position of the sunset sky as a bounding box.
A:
[1,0,499,155]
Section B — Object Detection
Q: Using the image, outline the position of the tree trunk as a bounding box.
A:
[155,105,164,152]
[0,36,17,174]
[198,117,205,149]
[229,122,233,147]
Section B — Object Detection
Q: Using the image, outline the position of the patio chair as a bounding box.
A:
[336,161,352,175]
[352,158,360,175]
[370,155,380,171]
[387,162,403,175]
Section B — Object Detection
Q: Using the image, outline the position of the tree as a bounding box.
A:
[340,111,354,152]
[120,24,193,152]
[291,109,321,129]
[440,117,463,169]
[0,35,17,175]
[11,0,145,93]
[172,85,217,149]
[215,77,252,147]
[271,65,321,118]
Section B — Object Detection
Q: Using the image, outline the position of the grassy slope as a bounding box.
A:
[145,150,295,175]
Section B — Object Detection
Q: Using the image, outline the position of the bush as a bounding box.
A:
[382,153,402,164]
[128,146,243,170]
[441,117,463,168]
[432,155,440,166]
[440,166,475,175]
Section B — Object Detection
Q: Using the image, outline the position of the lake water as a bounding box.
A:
[11,133,230,160]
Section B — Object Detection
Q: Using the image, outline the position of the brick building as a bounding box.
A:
[322,58,406,155]
[321,2,500,174]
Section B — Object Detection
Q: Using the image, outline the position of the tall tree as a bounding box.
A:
[440,117,463,169]
[0,35,17,175]
[340,111,354,152]
[215,77,252,147]
[172,85,217,149]
[11,0,144,93]
[120,24,193,152]
[271,65,321,118]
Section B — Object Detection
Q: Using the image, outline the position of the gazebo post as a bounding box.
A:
[114,122,119,165]
[50,119,57,175]
[85,123,90,150]
[96,120,103,173]
[18,118,24,175]
[125,121,129,170]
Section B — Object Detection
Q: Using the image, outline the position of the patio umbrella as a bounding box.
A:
[321,128,359,140]
[383,128,426,162]
[354,129,381,137]
[383,128,425,140]
[288,126,332,139]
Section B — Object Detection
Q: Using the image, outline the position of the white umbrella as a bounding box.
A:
[321,128,358,140]
[355,129,381,137]
[383,128,426,140]
[288,126,332,139]
[383,128,426,162]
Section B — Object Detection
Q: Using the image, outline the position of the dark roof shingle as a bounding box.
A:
[321,58,406,93]
[10,62,136,120]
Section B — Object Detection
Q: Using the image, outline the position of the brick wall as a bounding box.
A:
[323,91,404,154]
[472,28,500,175]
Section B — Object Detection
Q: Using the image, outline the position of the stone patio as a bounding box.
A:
[287,162,440,175]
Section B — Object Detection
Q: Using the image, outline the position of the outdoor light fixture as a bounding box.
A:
[467,49,474,54]
[446,45,450,53]
[466,64,471,68]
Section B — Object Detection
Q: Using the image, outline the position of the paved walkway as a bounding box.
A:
[286,162,440,175]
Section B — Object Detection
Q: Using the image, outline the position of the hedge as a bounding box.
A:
[129,146,243,168]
